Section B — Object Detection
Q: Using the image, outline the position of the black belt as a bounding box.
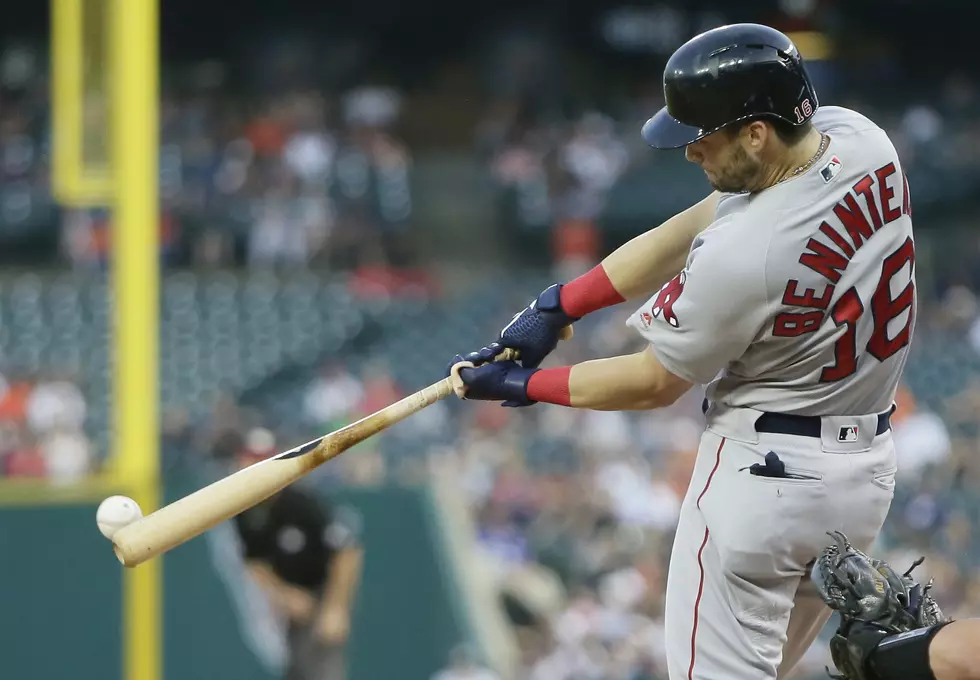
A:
[702,400,893,438]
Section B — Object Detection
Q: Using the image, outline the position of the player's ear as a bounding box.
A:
[745,120,768,151]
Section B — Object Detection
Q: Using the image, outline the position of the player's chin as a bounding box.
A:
[706,174,743,193]
[702,169,721,187]
[706,175,727,192]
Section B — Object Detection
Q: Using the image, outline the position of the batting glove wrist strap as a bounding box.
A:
[535,283,578,321]
[455,361,538,407]
[496,284,577,369]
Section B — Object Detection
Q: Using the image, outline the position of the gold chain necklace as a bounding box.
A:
[779,133,829,185]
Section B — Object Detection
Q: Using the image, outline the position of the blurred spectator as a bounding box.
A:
[330,119,413,269]
[0,366,93,482]
[891,385,952,480]
[595,454,680,531]
[302,362,365,430]
[282,93,336,187]
[25,369,86,434]
[342,87,402,131]
[60,208,102,270]
[246,103,289,159]
[248,170,327,267]
[902,105,943,147]
[2,426,44,478]
[0,371,33,424]
[358,360,403,416]
[431,644,501,680]
[40,424,91,484]
[557,113,629,200]
[478,500,532,572]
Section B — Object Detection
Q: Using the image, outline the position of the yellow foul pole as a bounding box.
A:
[110,0,161,679]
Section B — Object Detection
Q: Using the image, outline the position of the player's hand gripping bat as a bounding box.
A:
[110,326,572,567]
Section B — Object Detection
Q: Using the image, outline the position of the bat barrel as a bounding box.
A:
[110,377,456,567]
[111,451,321,566]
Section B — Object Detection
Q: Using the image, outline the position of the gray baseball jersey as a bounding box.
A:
[627,105,915,416]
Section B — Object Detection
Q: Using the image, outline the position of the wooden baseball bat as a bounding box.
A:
[111,329,572,567]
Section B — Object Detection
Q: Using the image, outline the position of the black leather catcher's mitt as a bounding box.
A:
[810,531,948,680]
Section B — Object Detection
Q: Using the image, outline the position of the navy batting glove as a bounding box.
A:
[498,284,578,369]
[445,343,506,378]
[444,284,576,378]
[456,361,538,407]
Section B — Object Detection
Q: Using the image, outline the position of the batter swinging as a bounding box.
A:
[449,23,914,680]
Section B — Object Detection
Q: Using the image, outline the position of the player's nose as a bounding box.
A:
[685,144,701,164]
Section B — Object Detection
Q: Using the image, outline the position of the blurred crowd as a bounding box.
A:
[3,30,980,274]
[0,45,415,271]
[68,85,414,272]
[0,366,91,482]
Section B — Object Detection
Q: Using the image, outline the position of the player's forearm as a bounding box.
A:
[528,348,692,411]
[321,546,363,615]
[246,562,301,612]
[567,353,683,410]
[247,561,282,594]
[595,192,720,301]
[600,225,695,301]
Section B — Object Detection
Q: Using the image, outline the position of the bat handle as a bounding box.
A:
[422,376,456,403]
[497,348,520,362]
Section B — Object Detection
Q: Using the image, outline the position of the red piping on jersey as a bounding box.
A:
[689,436,726,680]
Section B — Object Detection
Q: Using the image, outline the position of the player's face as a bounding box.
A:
[684,129,763,193]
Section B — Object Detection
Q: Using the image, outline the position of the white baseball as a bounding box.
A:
[96,495,143,540]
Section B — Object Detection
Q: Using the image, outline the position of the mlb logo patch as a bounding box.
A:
[640,311,653,327]
[838,426,859,442]
[821,155,842,183]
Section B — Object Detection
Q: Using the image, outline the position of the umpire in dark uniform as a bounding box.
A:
[232,428,363,680]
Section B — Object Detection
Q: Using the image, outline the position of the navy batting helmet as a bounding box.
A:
[642,23,819,150]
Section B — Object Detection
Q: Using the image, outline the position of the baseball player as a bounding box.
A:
[230,437,363,680]
[449,23,915,680]
[808,531,977,680]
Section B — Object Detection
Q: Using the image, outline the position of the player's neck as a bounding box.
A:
[759,128,826,191]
